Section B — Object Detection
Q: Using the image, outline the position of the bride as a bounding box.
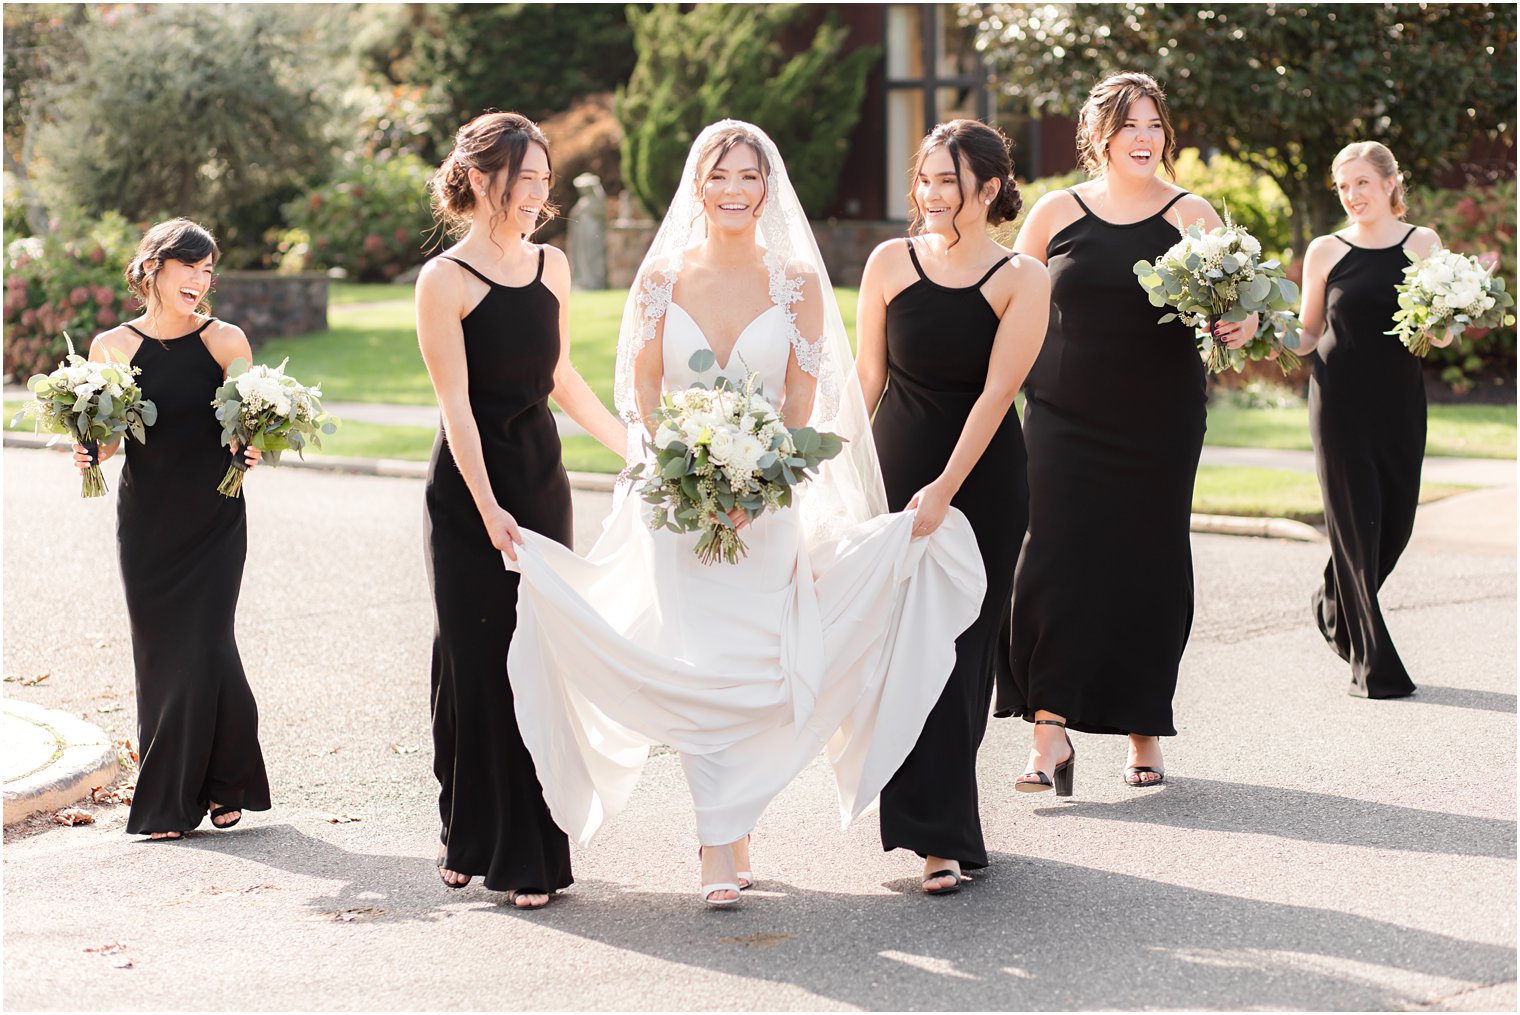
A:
[504,121,986,906]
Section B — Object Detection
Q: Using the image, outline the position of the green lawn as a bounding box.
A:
[1193,466,1473,524]
[1205,401,1516,460]
[329,282,413,305]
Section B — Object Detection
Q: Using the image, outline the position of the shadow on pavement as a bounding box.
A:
[1407,685,1517,714]
[1039,778,1515,858]
[487,855,1514,1010]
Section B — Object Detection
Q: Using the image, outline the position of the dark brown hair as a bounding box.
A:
[124,218,220,318]
[691,125,771,220]
[909,119,1024,249]
[1077,72,1178,179]
[428,111,558,239]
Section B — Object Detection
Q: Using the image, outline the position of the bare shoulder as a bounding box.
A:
[1173,192,1218,222]
[1404,224,1442,257]
[987,249,1050,307]
[203,318,250,354]
[866,235,911,267]
[90,324,137,358]
[539,242,571,298]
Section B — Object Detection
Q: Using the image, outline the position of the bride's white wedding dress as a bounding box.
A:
[504,293,987,847]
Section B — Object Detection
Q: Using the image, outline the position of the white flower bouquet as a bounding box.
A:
[9,333,157,497]
[1134,220,1301,373]
[628,352,843,565]
[210,357,338,498]
[1387,247,1516,357]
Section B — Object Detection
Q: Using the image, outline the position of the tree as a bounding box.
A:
[2,4,88,236]
[616,4,879,219]
[405,4,637,151]
[30,4,345,261]
[965,3,1516,254]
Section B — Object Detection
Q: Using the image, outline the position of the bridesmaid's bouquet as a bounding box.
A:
[629,352,843,565]
[9,333,157,497]
[1387,247,1516,357]
[1133,220,1301,374]
[209,357,338,498]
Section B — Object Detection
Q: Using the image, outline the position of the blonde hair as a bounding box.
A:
[1332,141,1407,219]
[1077,72,1178,179]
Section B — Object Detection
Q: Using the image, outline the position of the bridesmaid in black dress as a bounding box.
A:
[857,120,1049,894]
[1292,141,1441,699]
[73,218,270,839]
[1005,73,1255,790]
[418,113,626,908]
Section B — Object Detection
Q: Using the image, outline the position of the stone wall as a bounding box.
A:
[212,272,329,347]
[607,220,908,291]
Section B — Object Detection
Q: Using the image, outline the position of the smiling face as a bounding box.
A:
[152,254,215,314]
[913,144,989,239]
[1334,157,1396,224]
[1100,95,1164,180]
[478,141,551,235]
[700,142,767,235]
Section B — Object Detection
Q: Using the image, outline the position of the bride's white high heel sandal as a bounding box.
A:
[698,845,743,908]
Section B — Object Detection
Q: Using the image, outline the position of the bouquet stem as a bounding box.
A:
[79,440,108,498]
[1273,347,1303,376]
[217,450,249,499]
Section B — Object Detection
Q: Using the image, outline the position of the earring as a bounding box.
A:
[984,199,992,206]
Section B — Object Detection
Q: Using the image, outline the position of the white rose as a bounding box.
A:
[1446,279,1482,311]
[1239,233,1262,256]
[708,427,735,464]
[654,425,681,450]
[1420,262,1456,289]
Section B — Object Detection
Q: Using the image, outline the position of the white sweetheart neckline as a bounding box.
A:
[668,302,783,372]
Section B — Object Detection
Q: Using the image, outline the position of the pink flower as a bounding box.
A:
[21,308,37,327]
[93,286,115,305]
[88,246,105,265]
[5,292,26,314]
[394,227,410,243]
[96,308,116,326]
[363,234,385,253]
[70,286,91,306]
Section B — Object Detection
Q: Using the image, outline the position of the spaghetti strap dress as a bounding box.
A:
[1004,190,1205,736]
[1308,228,1423,699]
[118,319,271,834]
[425,249,575,892]
[873,238,1027,870]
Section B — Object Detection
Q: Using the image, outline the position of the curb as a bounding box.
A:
[3,433,620,493]
[1189,512,1324,542]
[4,434,1324,534]
[3,699,120,825]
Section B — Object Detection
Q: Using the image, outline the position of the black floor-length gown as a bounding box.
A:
[1308,228,1423,699]
[425,250,575,892]
[118,320,271,834]
[874,239,1028,870]
[1003,191,1205,736]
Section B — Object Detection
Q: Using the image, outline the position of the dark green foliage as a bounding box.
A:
[409,4,636,149]
[616,4,879,219]
[3,213,140,380]
[282,153,436,283]
[31,5,343,266]
[966,3,1516,253]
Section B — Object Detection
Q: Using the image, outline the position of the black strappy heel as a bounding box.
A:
[1015,719,1075,797]
[208,804,241,829]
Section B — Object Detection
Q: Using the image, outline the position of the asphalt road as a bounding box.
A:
[3,447,1514,1011]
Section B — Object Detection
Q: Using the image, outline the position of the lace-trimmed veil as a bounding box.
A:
[612,119,888,541]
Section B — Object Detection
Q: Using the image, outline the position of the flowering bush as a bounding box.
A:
[280,152,434,282]
[3,213,140,381]
[1407,181,1517,388]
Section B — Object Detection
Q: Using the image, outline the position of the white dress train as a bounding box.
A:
[505,303,986,846]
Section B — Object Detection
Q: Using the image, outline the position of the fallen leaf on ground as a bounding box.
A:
[19,673,50,686]
[332,907,383,922]
[115,739,139,767]
[90,782,135,805]
[52,807,95,826]
[96,704,119,714]
[84,943,127,955]
[322,813,363,824]
[389,743,419,755]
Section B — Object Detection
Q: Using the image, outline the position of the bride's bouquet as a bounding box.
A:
[210,357,338,498]
[1134,220,1301,374]
[1387,247,1516,357]
[630,353,844,565]
[9,333,157,497]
